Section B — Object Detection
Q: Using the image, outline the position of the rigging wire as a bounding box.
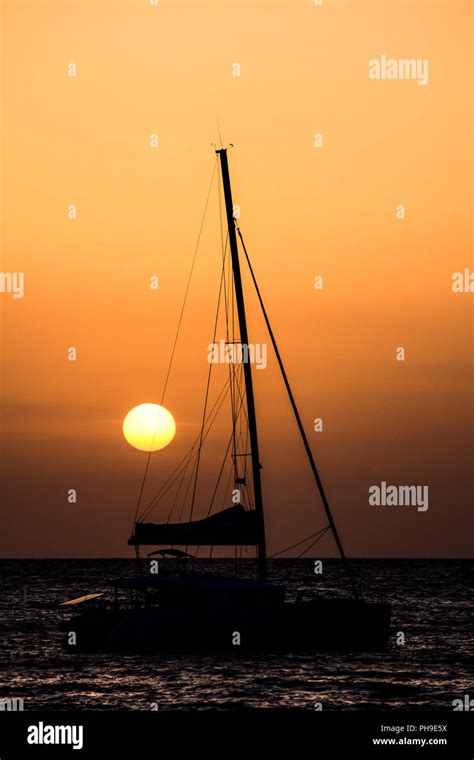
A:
[166,453,193,524]
[297,527,331,558]
[236,224,361,599]
[138,376,232,522]
[178,456,200,524]
[187,237,228,524]
[206,430,234,518]
[268,527,330,559]
[131,158,218,529]
[206,384,247,518]
[161,159,218,407]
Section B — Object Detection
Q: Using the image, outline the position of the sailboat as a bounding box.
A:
[60,147,391,651]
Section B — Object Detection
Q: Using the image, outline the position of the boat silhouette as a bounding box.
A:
[60,147,391,652]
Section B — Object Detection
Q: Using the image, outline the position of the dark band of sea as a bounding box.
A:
[0,559,472,711]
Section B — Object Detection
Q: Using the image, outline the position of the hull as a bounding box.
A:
[62,598,391,652]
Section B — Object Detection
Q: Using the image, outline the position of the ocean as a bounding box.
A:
[0,559,472,711]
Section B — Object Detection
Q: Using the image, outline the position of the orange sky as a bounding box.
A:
[0,0,472,558]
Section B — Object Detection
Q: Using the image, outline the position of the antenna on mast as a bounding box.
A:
[216,119,223,149]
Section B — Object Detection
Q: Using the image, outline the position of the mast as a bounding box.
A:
[216,148,267,581]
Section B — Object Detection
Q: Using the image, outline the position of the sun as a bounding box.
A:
[123,403,176,452]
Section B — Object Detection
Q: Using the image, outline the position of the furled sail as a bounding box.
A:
[128,505,258,547]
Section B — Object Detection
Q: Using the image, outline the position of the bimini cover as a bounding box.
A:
[128,505,258,546]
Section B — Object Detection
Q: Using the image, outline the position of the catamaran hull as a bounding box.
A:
[62,599,391,652]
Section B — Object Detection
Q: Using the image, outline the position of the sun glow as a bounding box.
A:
[123,403,176,452]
